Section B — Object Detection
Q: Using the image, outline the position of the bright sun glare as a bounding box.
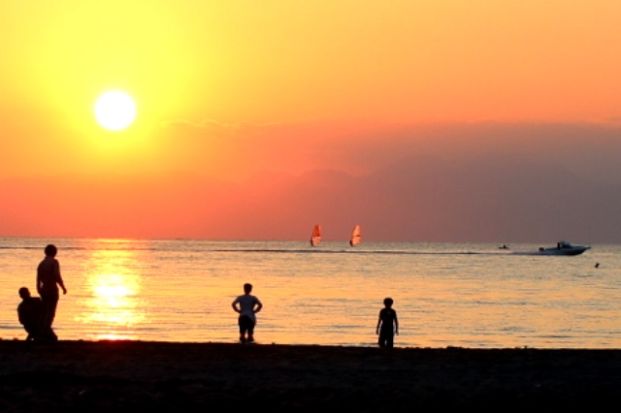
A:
[94,90,137,131]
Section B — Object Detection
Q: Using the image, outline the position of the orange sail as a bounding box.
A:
[310,224,322,247]
[349,224,362,247]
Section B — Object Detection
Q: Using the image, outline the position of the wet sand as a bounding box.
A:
[1,340,619,411]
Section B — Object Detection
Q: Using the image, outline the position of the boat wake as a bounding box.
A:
[208,248,507,256]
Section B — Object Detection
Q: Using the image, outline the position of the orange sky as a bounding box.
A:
[1,1,621,241]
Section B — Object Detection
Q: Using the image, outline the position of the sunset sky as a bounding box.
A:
[1,1,620,242]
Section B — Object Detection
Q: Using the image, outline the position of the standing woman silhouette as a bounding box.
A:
[37,244,67,331]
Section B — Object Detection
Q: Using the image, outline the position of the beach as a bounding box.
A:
[1,341,619,411]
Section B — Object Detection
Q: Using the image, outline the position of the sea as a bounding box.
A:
[1,237,620,348]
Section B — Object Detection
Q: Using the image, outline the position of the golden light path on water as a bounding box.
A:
[74,246,145,340]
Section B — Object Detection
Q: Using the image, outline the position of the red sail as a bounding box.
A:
[349,224,362,247]
[310,224,322,247]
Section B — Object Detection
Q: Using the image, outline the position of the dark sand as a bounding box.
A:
[1,341,619,411]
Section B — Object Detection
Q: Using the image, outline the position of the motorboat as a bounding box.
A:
[536,241,590,256]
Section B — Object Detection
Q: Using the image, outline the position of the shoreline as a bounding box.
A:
[1,340,619,411]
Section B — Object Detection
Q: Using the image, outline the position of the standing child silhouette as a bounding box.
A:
[231,283,263,343]
[376,297,399,348]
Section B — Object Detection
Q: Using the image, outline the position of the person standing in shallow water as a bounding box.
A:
[376,297,399,349]
[37,244,67,332]
[231,283,263,343]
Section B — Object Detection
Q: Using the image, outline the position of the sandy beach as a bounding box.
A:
[1,340,619,411]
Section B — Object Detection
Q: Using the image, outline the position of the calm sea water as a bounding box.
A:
[1,238,619,348]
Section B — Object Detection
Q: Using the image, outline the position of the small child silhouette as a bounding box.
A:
[231,283,263,343]
[376,297,399,349]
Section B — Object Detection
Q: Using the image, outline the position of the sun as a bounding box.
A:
[94,90,137,131]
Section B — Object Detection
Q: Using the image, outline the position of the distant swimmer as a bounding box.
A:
[498,244,509,250]
[595,262,600,269]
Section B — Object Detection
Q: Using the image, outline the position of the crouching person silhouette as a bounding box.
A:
[17,287,57,342]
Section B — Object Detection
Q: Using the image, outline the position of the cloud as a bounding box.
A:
[2,122,620,242]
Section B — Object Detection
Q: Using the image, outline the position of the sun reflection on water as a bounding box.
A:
[75,248,146,339]
[87,273,142,324]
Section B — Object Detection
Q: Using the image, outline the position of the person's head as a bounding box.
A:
[44,244,57,257]
[19,287,31,299]
[243,283,253,294]
[383,297,394,308]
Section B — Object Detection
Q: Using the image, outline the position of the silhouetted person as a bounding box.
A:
[376,297,399,349]
[17,287,56,342]
[595,262,600,269]
[37,244,67,332]
[232,283,263,343]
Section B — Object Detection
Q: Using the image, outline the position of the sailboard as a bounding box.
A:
[310,224,322,247]
[349,224,362,247]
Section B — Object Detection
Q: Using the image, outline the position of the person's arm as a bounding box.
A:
[376,312,382,335]
[231,297,240,313]
[394,312,399,335]
[55,260,67,295]
[36,268,42,296]
[253,298,263,314]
